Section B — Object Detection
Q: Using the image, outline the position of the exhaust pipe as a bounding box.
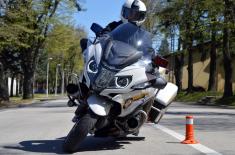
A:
[127,117,139,129]
[126,110,148,131]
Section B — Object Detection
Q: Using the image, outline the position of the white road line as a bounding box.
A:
[151,124,222,155]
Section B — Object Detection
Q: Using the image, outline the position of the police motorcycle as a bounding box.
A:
[63,23,178,153]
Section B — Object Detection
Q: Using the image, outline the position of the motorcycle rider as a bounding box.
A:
[73,0,153,122]
[80,0,148,52]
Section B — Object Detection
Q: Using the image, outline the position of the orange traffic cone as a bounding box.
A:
[181,116,199,144]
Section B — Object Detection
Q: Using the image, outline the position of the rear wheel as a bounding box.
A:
[63,113,97,153]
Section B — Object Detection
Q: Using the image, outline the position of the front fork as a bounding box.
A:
[71,98,89,123]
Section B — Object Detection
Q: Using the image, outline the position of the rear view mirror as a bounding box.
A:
[153,77,167,89]
[90,23,103,36]
[66,84,79,95]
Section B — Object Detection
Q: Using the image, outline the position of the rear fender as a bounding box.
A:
[87,94,112,116]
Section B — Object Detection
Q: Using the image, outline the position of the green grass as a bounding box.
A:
[176,91,222,102]
[4,94,66,107]
[176,91,235,107]
[10,98,34,105]
[34,94,63,99]
[215,95,235,106]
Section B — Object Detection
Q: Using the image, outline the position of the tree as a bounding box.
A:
[154,0,195,92]
[179,0,194,93]
[0,49,22,97]
[196,0,224,91]
[0,0,84,99]
[222,0,234,98]
[142,0,186,91]
[208,22,217,91]
[43,23,86,93]
[142,0,160,34]
[20,0,61,99]
[45,23,86,72]
[174,37,184,91]
[142,0,234,97]
[0,62,9,103]
[158,38,170,56]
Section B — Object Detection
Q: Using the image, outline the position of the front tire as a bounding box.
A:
[63,113,97,153]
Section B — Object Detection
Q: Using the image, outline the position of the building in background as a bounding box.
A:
[164,42,235,92]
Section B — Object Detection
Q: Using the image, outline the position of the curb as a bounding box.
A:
[0,97,67,110]
[39,96,67,102]
[176,101,235,109]
[0,100,38,110]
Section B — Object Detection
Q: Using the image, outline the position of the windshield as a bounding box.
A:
[110,22,153,57]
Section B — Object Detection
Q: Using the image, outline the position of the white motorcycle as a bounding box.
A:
[63,23,178,153]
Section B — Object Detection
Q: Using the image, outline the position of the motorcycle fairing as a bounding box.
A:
[100,66,148,96]
[83,40,102,65]
[111,88,156,117]
[87,94,112,116]
[83,41,103,88]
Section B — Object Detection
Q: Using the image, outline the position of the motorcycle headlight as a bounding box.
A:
[109,76,132,89]
[87,59,98,74]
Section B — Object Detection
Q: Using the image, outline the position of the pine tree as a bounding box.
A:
[158,38,170,56]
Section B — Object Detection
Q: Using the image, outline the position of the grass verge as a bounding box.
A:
[215,96,235,106]
[0,94,66,108]
[176,91,235,107]
[176,91,222,102]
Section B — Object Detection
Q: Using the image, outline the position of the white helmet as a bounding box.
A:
[121,0,147,26]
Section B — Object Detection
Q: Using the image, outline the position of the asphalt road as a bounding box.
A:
[0,99,235,155]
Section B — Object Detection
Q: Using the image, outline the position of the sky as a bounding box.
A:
[73,0,125,37]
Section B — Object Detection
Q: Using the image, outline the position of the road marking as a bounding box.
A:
[151,124,222,155]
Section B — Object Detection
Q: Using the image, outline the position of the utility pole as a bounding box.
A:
[65,65,70,90]
[55,64,61,96]
[61,68,65,95]
[170,26,175,83]
[46,58,53,97]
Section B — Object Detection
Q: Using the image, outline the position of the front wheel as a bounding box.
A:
[63,113,97,153]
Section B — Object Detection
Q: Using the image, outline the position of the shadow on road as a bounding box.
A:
[3,137,66,154]
[3,136,145,154]
[77,136,145,152]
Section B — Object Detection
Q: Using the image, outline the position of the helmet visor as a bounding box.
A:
[122,7,146,22]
